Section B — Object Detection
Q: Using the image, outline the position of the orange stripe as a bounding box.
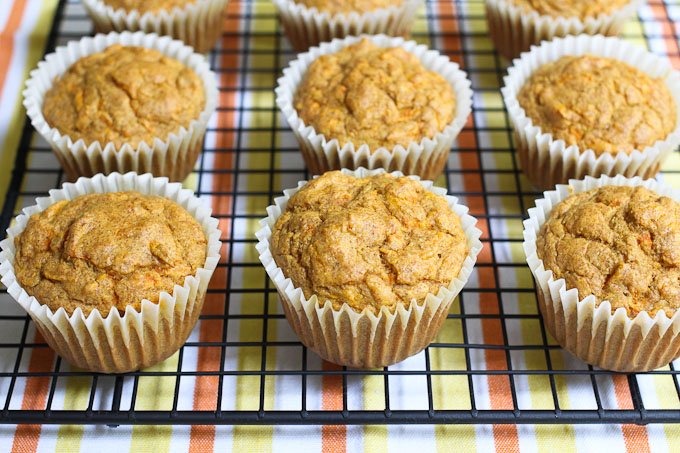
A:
[11,331,55,453]
[188,3,240,451]
[0,0,27,106]
[651,1,680,68]
[438,2,520,451]
[612,376,651,453]
[321,361,346,453]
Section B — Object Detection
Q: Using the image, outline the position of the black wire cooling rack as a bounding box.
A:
[1,0,680,426]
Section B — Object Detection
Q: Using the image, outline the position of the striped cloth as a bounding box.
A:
[2,0,680,452]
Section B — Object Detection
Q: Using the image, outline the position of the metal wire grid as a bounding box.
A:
[1,0,680,426]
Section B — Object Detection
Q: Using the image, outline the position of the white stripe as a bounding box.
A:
[0,0,13,31]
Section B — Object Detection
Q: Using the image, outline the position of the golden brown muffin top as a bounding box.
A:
[536,186,680,318]
[293,39,456,151]
[13,192,207,317]
[294,0,401,14]
[517,55,676,156]
[42,45,205,149]
[270,171,469,314]
[508,0,630,19]
[103,0,197,13]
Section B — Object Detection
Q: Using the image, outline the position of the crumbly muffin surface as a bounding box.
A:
[294,0,402,14]
[517,55,676,156]
[13,192,207,317]
[270,171,469,314]
[103,0,197,13]
[536,186,680,317]
[508,0,630,19]
[293,39,456,151]
[42,45,205,148]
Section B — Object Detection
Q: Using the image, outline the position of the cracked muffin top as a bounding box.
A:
[42,45,205,148]
[293,39,456,151]
[103,0,197,13]
[507,0,630,19]
[293,0,402,14]
[517,55,676,156]
[13,192,207,317]
[270,171,469,314]
[536,185,680,317]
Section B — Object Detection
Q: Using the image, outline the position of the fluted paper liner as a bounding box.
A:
[523,174,680,372]
[503,34,680,190]
[256,168,483,368]
[273,0,422,51]
[276,35,473,180]
[82,0,229,53]
[485,0,643,60]
[0,173,222,374]
[23,31,218,182]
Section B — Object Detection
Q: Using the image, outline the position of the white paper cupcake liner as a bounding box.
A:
[523,174,680,372]
[256,168,483,368]
[82,0,229,53]
[502,34,680,190]
[276,34,473,180]
[23,31,218,182]
[0,172,222,374]
[273,0,422,51]
[485,0,643,60]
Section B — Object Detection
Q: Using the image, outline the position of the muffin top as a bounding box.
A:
[517,55,676,156]
[536,185,680,317]
[293,0,402,14]
[13,192,207,317]
[508,0,630,19]
[103,0,197,13]
[293,39,456,151]
[42,45,205,149]
[270,171,469,314]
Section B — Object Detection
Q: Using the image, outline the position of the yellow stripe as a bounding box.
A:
[431,280,475,450]
[363,374,388,452]
[129,353,179,451]
[232,4,278,449]
[432,295,476,452]
[0,0,59,206]
[54,376,90,452]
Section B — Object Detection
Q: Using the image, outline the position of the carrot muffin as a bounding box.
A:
[536,185,680,318]
[517,55,676,156]
[507,0,630,19]
[270,171,469,314]
[12,192,207,317]
[292,0,402,14]
[42,44,205,149]
[102,0,196,12]
[293,39,456,151]
[485,0,639,60]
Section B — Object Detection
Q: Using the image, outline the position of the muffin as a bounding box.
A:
[273,0,422,52]
[485,0,642,60]
[276,35,472,180]
[524,175,680,372]
[24,32,218,182]
[82,0,229,53]
[257,168,482,368]
[502,35,680,190]
[0,173,222,374]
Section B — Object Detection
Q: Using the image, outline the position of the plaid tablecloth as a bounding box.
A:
[2,0,680,451]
